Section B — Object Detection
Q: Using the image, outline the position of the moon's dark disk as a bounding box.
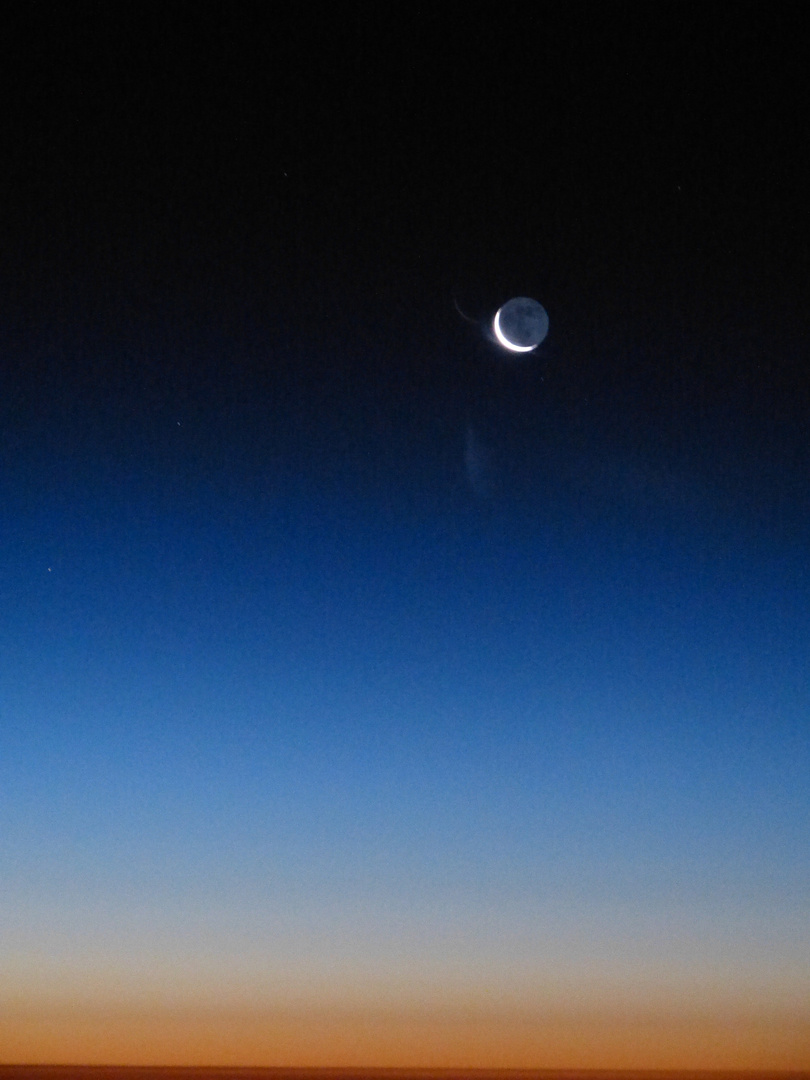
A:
[493,296,549,352]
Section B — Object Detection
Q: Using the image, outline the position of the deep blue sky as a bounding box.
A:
[1,5,809,1068]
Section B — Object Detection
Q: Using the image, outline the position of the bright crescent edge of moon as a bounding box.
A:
[493,307,537,353]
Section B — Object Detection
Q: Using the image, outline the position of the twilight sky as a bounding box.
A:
[1,5,809,1069]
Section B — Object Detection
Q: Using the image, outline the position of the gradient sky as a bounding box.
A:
[1,5,809,1069]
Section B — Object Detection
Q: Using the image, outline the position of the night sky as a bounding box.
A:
[1,4,809,1069]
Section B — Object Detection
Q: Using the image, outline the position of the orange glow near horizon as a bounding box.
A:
[2,1002,809,1071]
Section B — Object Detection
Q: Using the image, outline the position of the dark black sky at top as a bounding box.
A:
[2,4,809,546]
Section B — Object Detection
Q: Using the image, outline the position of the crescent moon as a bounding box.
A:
[493,307,536,352]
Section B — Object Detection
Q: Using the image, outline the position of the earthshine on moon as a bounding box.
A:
[493,296,549,352]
